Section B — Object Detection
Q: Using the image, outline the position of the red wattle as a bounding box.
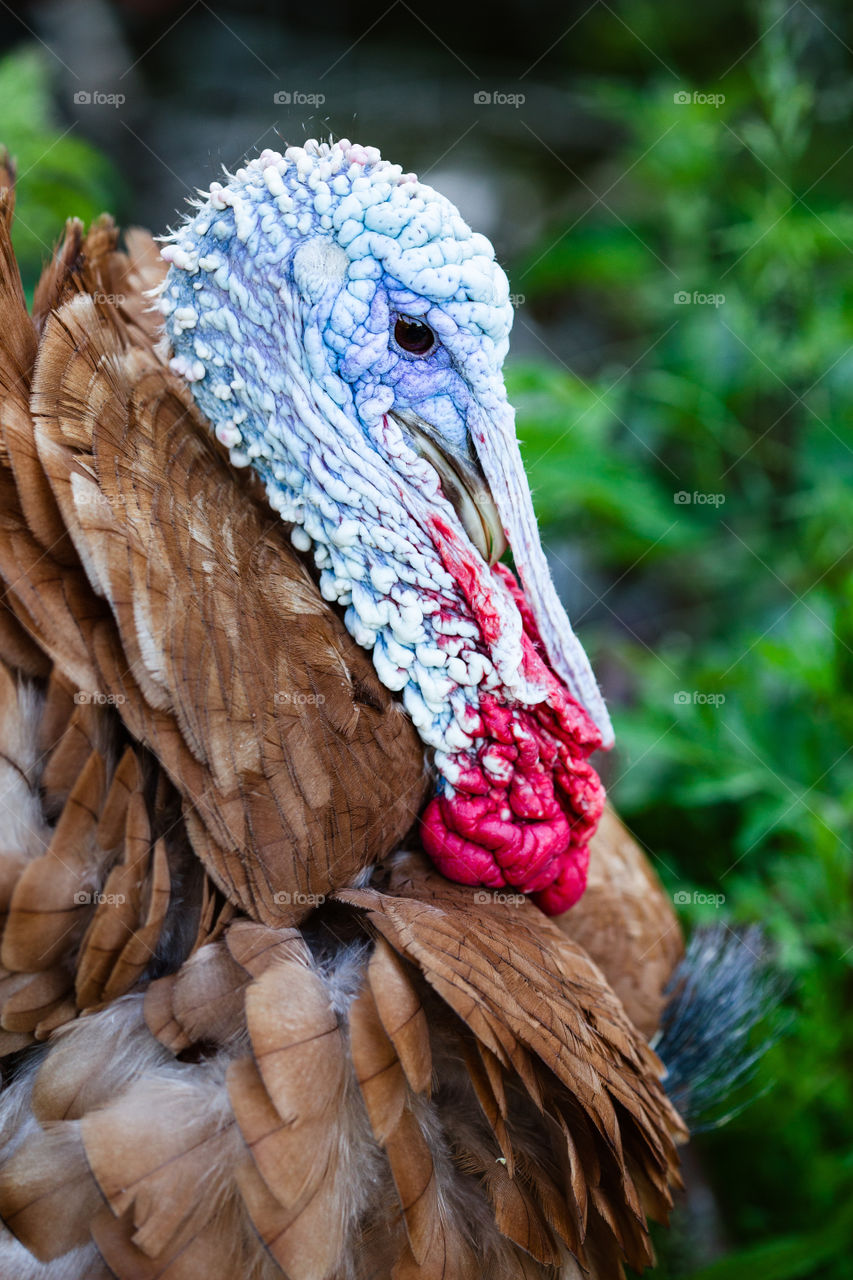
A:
[532,843,591,914]
[420,515,608,917]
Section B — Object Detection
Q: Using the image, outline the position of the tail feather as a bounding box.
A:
[654,923,784,1130]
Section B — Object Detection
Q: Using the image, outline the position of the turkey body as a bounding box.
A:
[0,162,685,1278]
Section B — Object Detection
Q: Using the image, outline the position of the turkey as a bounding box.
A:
[0,138,748,1279]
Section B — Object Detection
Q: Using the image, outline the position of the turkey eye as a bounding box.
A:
[394,315,436,356]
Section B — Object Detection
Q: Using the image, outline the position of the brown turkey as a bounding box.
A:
[0,140,765,1279]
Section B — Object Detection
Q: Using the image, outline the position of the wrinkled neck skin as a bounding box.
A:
[161,153,605,914]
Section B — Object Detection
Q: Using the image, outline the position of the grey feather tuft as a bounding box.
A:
[654,923,785,1131]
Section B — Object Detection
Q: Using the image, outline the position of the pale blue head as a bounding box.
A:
[160,140,613,760]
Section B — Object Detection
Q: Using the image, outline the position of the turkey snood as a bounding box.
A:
[161,139,612,913]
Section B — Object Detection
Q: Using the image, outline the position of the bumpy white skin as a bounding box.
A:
[161,140,611,906]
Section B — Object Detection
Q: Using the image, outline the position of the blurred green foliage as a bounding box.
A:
[0,47,123,293]
[507,2,853,1275]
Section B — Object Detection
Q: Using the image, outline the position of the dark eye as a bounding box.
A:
[394,315,436,356]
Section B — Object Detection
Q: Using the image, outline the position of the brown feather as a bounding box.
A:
[349,954,475,1279]
[2,747,108,973]
[145,940,248,1051]
[231,957,358,1279]
[367,938,432,1094]
[90,1202,234,1280]
[27,293,427,924]
[349,978,409,1144]
[338,851,685,1275]
[557,804,684,1038]
[79,1063,237,1260]
[0,1124,101,1260]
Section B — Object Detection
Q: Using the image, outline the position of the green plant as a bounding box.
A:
[0,46,123,293]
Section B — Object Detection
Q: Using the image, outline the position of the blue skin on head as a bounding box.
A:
[161,140,612,910]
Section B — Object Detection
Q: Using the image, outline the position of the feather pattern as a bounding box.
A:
[0,154,688,1278]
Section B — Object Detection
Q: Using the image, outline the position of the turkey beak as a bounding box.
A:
[467,398,615,749]
[393,412,508,566]
[391,403,612,747]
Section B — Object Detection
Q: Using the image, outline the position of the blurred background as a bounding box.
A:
[1,0,852,1274]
